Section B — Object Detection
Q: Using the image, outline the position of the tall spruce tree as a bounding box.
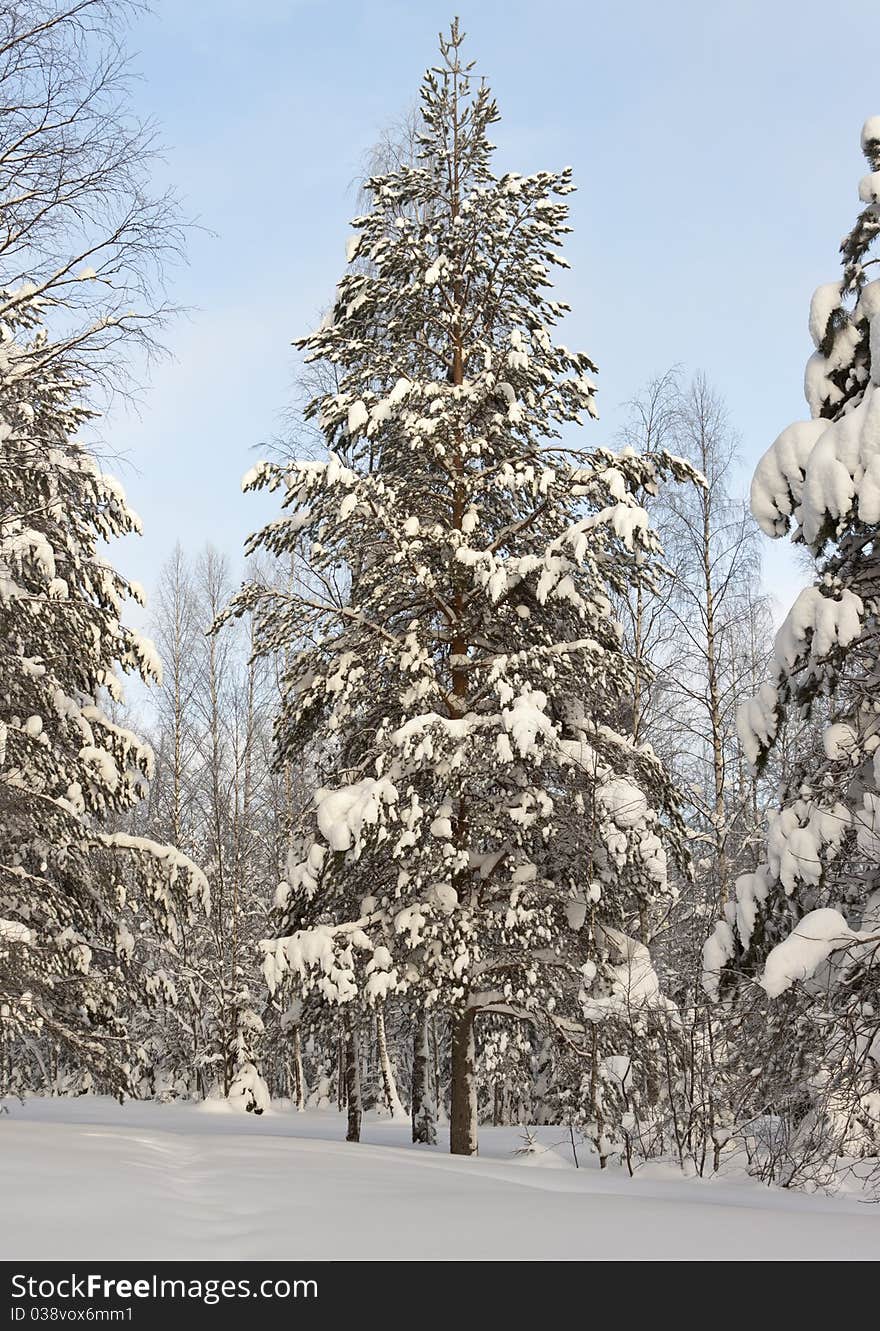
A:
[230,21,690,1156]
[705,117,880,1171]
[0,282,208,1096]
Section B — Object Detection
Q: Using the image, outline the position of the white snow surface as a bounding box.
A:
[751,381,880,545]
[808,282,842,350]
[314,777,397,852]
[862,115,880,150]
[0,917,32,944]
[761,908,861,997]
[1,1098,877,1261]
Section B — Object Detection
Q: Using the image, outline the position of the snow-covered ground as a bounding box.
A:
[1,1097,877,1260]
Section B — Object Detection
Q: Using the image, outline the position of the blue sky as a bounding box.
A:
[105,0,880,618]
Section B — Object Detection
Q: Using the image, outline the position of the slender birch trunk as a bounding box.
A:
[412,1012,437,1144]
[376,1008,404,1120]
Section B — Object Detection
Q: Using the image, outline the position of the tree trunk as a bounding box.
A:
[700,450,729,908]
[450,1008,478,1156]
[431,1015,441,1118]
[412,1012,437,1144]
[631,582,644,743]
[376,1008,405,1120]
[344,1017,362,1143]
[589,1023,607,1169]
[292,1025,305,1111]
[337,1031,346,1112]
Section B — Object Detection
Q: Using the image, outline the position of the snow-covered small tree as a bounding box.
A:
[705,117,880,1174]
[229,21,691,1156]
[0,282,208,1096]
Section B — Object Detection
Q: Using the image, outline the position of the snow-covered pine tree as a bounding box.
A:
[704,117,880,1171]
[0,281,208,1096]
[229,20,691,1156]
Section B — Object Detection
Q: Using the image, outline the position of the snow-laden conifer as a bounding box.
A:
[229,21,691,1155]
[705,118,880,1170]
[0,281,208,1094]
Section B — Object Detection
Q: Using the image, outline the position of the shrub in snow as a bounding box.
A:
[228,1061,270,1115]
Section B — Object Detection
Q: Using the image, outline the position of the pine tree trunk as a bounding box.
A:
[412,1012,437,1144]
[345,1017,362,1143]
[450,1008,478,1156]
[292,1025,305,1111]
[431,1015,441,1118]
